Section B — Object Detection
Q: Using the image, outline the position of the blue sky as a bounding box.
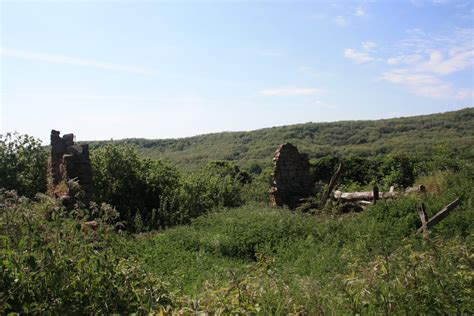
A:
[1,0,473,143]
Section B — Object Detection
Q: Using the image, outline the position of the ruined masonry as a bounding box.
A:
[48,130,93,206]
[270,143,315,208]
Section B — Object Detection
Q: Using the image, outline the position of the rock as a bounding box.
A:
[270,143,315,209]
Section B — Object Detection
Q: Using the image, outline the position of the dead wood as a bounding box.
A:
[319,163,342,208]
[417,198,461,234]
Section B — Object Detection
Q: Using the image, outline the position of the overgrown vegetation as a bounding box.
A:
[1,169,473,313]
[1,109,473,313]
[0,133,47,198]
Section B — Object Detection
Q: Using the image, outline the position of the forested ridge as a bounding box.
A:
[88,107,474,169]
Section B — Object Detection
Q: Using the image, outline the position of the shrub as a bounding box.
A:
[0,190,172,314]
[91,144,180,230]
[0,133,47,197]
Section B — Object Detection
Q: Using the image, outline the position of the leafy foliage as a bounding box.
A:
[129,169,474,314]
[0,133,47,197]
[0,191,172,314]
[91,146,248,231]
[91,144,180,230]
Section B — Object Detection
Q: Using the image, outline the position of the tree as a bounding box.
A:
[0,133,47,197]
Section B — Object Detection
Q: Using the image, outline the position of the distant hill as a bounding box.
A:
[88,108,474,170]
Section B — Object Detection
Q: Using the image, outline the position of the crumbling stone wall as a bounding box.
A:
[48,130,93,206]
[270,143,314,208]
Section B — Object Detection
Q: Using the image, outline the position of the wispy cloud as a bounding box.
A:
[380,69,472,99]
[355,8,366,16]
[260,87,322,96]
[362,41,377,52]
[387,54,423,65]
[417,50,474,75]
[334,16,347,27]
[380,27,474,99]
[344,48,375,64]
[0,48,153,75]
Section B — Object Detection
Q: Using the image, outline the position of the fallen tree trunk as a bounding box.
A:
[334,184,427,203]
[334,186,398,202]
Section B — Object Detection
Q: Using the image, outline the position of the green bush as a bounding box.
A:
[0,190,172,314]
[381,153,416,188]
[92,146,247,230]
[0,133,47,197]
[171,167,244,223]
[91,144,180,230]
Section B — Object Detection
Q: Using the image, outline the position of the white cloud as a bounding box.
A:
[0,48,153,75]
[380,69,472,99]
[381,27,474,99]
[344,48,374,64]
[260,87,322,96]
[334,16,347,27]
[387,54,423,65]
[418,49,474,75]
[362,41,377,52]
[355,8,365,16]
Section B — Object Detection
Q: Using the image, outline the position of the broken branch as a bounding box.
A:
[417,198,461,234]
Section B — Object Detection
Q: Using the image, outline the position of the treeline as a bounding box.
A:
[88,107,474,170]
[0,131,468,232]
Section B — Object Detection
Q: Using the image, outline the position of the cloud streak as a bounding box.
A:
[0,48,153,75]
[380,69,472,99]
[380,27,474,99]
[344,48,375,64]
[345,27,473,100]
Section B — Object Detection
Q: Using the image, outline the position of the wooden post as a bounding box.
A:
[319,163,342,208]
[373,184,379,205]
[416,197,461,235]
[416,203,429,239]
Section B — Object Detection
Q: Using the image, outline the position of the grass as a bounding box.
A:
[2,169,473,314]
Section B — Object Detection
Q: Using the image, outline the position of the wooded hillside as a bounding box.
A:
[88,108,474,169]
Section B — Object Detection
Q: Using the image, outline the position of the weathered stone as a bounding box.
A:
[47,130,93,206]
[270,143,315,208]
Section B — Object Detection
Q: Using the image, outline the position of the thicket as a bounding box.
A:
[0,191,171,314]
[92,145,249,231]
[0,133,47,198]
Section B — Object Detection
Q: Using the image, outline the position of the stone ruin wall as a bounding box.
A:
[48,130,93,206]
[270,143,315,209]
